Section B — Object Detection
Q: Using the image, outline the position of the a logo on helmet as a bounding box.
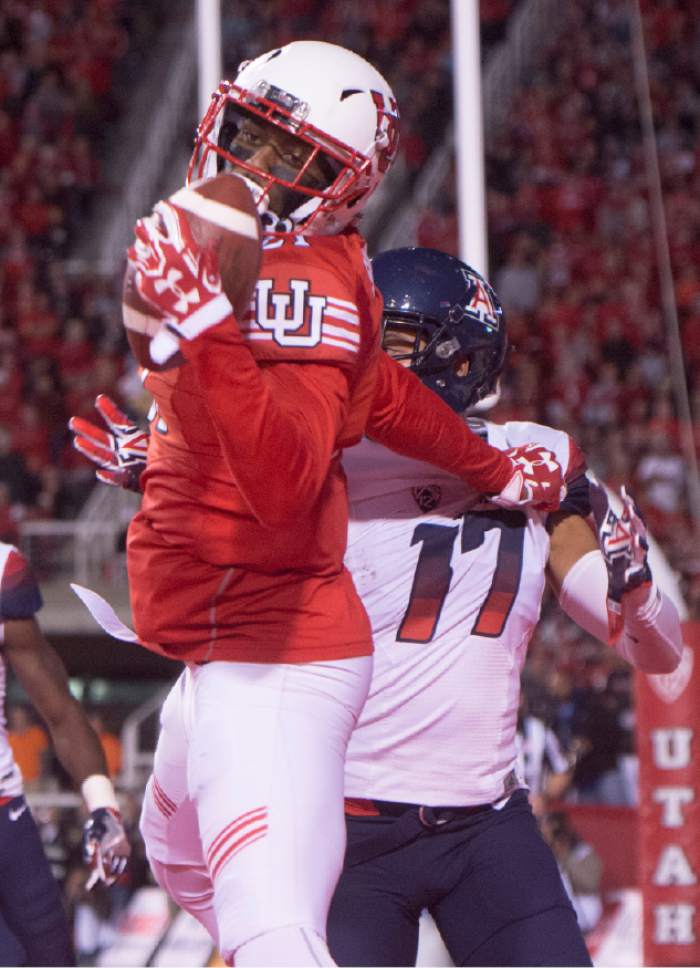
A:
[370,90,400,173]
[465,276,500,331]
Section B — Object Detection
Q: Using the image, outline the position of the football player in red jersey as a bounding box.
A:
[78,42,565,967]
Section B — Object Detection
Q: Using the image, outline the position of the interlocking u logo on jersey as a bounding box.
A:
[254,278,327,347]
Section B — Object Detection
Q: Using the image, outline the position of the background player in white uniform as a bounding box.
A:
[326,248,682,966]
[0,542,129,966]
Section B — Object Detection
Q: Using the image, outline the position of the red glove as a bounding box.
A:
[69,395,148,492]
[491,444,564,511]
[127,199,234,365]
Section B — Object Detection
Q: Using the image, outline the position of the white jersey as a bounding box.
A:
[0,542,44,799]
[343,419,587,807]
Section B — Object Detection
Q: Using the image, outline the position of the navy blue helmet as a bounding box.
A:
[372,247,507,413]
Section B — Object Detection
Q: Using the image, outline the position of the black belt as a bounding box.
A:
[344,797,494,867]
[349,797,491,822]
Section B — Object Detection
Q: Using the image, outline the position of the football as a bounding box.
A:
[122,173,262,370]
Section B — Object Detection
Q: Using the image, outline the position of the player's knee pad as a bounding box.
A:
[231,924,335,967]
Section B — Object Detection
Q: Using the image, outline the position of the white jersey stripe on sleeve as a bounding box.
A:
[323,336,359,353]
[324,324,361,344]
[327,296,359,312]
[325,307,360,326]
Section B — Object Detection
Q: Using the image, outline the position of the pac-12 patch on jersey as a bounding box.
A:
[412,485,442,512]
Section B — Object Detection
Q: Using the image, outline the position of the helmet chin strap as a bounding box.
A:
[287,193,329,233]
[246,178,324,235]
[238,175,272,216]
[239,176,298,234]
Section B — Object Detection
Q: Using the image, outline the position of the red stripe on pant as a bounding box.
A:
[152,779,176,818]
[153,777,177,813]
[207,807,268,869]
[211,823,269,880]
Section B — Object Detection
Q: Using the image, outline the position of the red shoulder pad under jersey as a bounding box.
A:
[238,230,382,367]
[0,543,43,621]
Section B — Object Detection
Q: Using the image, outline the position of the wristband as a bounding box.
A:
[81,774,119,813]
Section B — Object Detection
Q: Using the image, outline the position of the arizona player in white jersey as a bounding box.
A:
[69,249,676,966]
[0,542,130,966]
[325,248,683,966]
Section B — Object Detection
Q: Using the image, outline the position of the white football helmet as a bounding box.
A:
[188,40,400,235]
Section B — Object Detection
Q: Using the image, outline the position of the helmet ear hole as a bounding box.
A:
[454,357,470,379]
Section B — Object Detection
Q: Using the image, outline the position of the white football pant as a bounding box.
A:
[140,658,372,965]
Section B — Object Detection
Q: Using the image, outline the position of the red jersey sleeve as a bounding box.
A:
[188,328,351,529]
[367,353,513,494]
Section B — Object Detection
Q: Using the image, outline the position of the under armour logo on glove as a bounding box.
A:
[83,807,131,889]
[590,482,653,643]
[127,200,234,364]
[491,444,565,512]
[69,395,147,492]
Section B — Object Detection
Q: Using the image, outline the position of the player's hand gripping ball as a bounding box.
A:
[122,173,262,369]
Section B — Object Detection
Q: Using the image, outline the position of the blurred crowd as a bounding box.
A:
[0,0,169,540]
[1,0,698,942]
